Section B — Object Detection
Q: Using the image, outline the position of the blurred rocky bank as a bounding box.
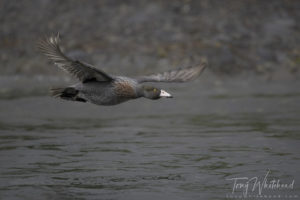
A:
[0,0,299,80]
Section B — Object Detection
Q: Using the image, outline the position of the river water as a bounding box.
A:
[0,76,299,199]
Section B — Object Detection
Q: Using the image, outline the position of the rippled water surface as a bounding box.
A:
[0,77,299,199]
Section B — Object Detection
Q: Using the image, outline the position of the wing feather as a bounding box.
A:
[136,62,207,83]
[38,34,113,83]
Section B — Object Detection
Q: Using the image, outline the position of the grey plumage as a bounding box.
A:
[38,35,207,106]
[136,63,207,83]
[38,35,113,83]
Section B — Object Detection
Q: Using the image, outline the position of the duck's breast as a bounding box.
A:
[113,77,138,99]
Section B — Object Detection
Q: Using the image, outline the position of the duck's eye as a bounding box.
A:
[153,88,157,92]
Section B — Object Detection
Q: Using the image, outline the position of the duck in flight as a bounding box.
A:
[38,35,207,106]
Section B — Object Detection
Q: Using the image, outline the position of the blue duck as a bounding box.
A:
[38,35,207,106]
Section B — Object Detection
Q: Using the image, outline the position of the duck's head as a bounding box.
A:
[141,85,173,100]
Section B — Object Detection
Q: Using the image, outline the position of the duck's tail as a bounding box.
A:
[50,87,87,102]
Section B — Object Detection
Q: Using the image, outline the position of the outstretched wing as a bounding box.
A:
[38,34,113,83]
[136,62,207,83]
